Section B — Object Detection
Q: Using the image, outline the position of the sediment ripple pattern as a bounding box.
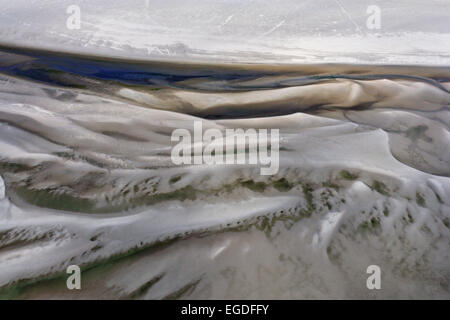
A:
[0,48,449,299]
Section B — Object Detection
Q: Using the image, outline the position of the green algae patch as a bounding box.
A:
[358,217,381,233]
[406,125,432,142]
[416,192,425,207]
[273,178,292,192]
[340,170,358,180]
[443,218,450,229]
[371,180,389,196]
[301,183,316,216]
[169,175,182,184]
[323,181,340,190]
[241,180,267,192]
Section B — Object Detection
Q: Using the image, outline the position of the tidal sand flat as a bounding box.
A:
[0,46,448,299]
